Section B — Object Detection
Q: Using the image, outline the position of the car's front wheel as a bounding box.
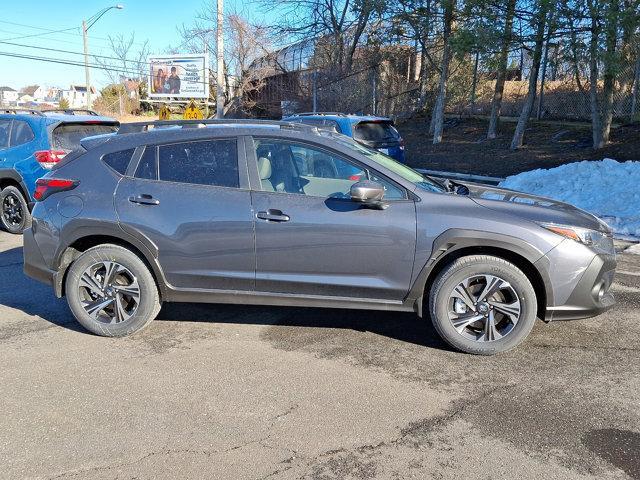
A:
[65,244,161,337]
[0,185,31,234]
[429,255,537,355]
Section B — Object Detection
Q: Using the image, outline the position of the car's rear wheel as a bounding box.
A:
[65,244,161,337]
[0,185,31,234]
[429,255,537,355]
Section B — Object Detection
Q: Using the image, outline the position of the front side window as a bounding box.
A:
[10,120,35,146]
[158,139,238,188]
[253,139,406,200]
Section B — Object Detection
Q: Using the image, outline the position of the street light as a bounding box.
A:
[82,5,124,109]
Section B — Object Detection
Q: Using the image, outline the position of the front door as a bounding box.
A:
[115,137,255,291]
[250,138,416,301]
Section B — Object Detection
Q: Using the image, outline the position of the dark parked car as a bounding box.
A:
[23,120,616,354]
[282,113,406,163]
[0,109,118,233]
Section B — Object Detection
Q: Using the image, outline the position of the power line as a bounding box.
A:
[0,50,211,86]
[0,19,148,46]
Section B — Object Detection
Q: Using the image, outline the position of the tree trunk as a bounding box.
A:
[589,12,604,148]
[597,0,620,147]
[487,0,516,139]
[430,0,456,144]
[510,0,549,150]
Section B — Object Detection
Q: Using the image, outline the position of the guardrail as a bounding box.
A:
[415,169,505,186]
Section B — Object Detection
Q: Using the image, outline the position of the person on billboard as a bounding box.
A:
[153,68,167,94]
[167,66,181,94]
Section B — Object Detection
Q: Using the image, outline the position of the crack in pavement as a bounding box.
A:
[47,436,272,479]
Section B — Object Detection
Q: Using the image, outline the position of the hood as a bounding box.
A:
[463,182,611,233]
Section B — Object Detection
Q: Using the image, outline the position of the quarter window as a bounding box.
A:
[158,139,239,188]
[10,121,35,146]
[102,148,135,175]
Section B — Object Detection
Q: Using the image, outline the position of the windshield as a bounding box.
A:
[320,132,446,193]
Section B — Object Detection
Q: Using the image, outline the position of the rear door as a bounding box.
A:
[115,136,255,291]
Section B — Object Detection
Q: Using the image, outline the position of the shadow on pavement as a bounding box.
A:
[0,247,85,334]
[2,244,448,350]
[157,302,450,351]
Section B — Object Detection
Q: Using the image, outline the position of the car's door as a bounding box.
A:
[114,137,255,291]
[249,137,417,301]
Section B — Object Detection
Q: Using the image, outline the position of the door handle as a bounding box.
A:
[128,194,160,206]
[256,209,290,222]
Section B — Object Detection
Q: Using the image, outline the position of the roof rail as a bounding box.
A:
[42,108,99,116]
[117,118,318,135]
[0,108,45,116]
[287,112,348,117]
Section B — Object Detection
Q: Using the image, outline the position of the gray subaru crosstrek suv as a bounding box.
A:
[23,120,616,355]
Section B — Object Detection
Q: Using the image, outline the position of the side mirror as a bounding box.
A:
[350,180,387,209]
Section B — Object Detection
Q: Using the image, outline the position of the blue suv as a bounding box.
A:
[0,109,118,233]
[282,113,405,163]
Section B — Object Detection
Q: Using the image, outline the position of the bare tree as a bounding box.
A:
[94,33,150,84]
[430,0,457,144]
[257,0,384,71]
[510,0,553,150]
[172,3,274,114]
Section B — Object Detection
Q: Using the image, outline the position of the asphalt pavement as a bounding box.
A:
[1,231,639,480]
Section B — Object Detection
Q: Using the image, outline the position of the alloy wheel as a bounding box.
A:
[2,193,23,228]
[447,274,521,342]
[78,261,141,324]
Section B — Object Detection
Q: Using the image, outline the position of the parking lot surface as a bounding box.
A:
[1,231,639,480]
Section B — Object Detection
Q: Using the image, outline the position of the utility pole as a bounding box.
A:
[82,6,124,110]
[216,0,224,119]
[204,36,210,118]
[82,20,91,109]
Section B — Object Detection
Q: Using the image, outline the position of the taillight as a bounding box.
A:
[35,150,67,169]
[33,178,79,201]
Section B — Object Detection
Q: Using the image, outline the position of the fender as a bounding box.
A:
[0,168,32,207]
[405,228,554,317]
[53,220,168,299]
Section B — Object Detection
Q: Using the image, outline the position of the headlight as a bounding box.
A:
[538,223,614,253]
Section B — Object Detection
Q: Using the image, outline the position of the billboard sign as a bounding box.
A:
[148,54,209,99]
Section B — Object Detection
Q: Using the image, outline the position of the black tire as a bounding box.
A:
[0,185,31,234]
[65,244,161,337]
[428,255,537,355]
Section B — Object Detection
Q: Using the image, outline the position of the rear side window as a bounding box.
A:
[10,121,35,146]
[158,139,239,188]
[0,120,11,149]
[352,122,400,142]
[52,123,118,151]
[102,148,135,175]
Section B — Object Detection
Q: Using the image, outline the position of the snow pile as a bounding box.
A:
[626,243,640,255]
[499,159,640,238]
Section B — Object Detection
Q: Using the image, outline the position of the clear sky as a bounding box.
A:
[0,0,270,91]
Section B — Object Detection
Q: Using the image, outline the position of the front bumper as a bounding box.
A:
[543,250,616,321]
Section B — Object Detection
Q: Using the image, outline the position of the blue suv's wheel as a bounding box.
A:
[0,186,31,234]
